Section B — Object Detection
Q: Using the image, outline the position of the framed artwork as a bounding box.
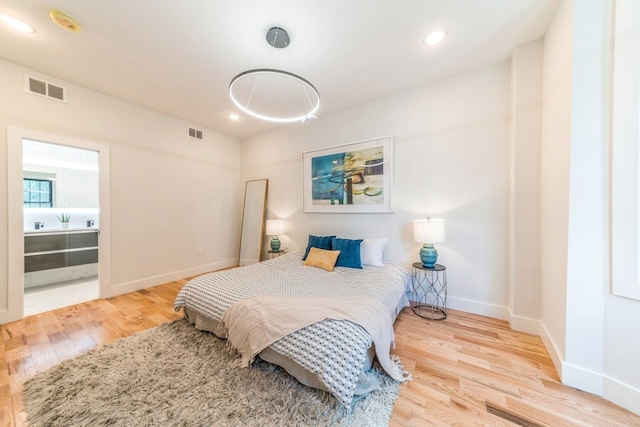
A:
[301,136,393,213]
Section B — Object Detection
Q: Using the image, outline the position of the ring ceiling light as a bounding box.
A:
[228,27,321,123]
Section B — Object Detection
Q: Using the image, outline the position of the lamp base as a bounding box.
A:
[270,236,281,251]
[419,244,438,268]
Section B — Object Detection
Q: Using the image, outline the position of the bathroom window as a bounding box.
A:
[23,178,53,208]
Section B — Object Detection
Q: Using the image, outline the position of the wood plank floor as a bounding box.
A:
[1,279,638,426]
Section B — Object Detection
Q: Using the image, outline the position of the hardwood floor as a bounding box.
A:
[1,280,638,426]
[0,279,186,426]
[390,310,640,426]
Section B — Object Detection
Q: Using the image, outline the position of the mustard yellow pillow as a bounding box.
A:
[304,247,341,272]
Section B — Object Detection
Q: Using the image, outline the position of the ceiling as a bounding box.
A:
[0,0,559,139]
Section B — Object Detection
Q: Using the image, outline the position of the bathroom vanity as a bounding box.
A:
[24,228,99,288]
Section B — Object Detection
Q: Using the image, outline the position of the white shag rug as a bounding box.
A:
[24,318,401,426]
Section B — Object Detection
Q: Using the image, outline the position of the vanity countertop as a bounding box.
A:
[24,227,99,235]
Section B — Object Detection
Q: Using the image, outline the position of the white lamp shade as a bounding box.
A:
[266,219,284,236]
[413,219,446,244]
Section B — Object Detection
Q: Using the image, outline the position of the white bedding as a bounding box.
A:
[173,252,412,407]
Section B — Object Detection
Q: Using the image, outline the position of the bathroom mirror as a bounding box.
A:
[238,179,268,266]
[23,139,99,209]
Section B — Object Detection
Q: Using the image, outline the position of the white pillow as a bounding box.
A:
[360,239,388,266]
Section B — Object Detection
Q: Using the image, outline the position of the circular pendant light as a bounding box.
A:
[229,68,320,123]
[228,27,321,123]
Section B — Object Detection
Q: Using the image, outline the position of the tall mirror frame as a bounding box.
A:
[238,179,268,266]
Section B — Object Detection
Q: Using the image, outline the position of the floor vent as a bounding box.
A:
[187,127,204,140]
[24,75,67,103]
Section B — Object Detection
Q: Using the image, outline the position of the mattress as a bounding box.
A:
[173,252,412,407]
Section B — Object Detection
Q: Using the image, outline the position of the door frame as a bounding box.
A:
[6,127,111,322]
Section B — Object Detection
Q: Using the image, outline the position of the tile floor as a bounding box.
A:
[24,277,100,316]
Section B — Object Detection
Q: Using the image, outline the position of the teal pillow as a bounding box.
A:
[302,235,336,260]
[331,237,363,269]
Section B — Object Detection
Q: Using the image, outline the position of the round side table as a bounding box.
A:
[411,262,447,320]
[267,250,285,259]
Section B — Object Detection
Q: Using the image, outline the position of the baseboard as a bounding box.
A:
[507,309,542,336]
[447,300,542,336]
[561,362,603,396]
[0,309,7,325]
[604,375,640,416]
[435,299,640,415]
[447,296,510,320]
[526,320,640,416]
[561,363,640,416]
[538,321,563,380]
[102,258,238,298]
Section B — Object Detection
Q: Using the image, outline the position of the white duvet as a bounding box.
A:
[173,252,412,407]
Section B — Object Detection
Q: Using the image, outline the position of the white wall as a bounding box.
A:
[611,0,640,301]
[539,0,640,415]
[539,0,573,372]
[509,40,543,333]
[0,59,242,321]
[563,0,607,395]
[242,62,512,318]
[603,0,640,415]
[604,296,640,414]
[59,168,99,209]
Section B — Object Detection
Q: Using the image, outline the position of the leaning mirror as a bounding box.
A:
[238,179,268,266]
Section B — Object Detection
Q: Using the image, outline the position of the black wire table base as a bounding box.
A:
[411,262,447,321]
[412,304,447,320]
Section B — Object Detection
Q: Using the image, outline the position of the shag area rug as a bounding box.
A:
[24,318,401,426]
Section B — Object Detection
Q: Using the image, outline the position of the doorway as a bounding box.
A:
[22,140,100,315]
[6,127,111,322]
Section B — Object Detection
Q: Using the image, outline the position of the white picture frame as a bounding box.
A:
[301,136,393,213]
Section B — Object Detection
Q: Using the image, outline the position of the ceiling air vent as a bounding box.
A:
[187,127,203,140]
[24,75,67,103]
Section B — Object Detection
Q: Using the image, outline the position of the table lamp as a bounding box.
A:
[266,219,284,251]
[413,218,446,268]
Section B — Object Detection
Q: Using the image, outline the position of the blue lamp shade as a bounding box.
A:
[266,219,284,251]
[413,218,446,268]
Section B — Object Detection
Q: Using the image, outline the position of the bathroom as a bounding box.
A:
[22,139,100,315]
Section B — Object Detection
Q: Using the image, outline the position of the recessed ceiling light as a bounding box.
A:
[0,15,35,33]
[424,28,447,46]
[228,113,240,121]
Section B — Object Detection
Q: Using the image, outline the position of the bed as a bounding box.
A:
[173,249,412,407]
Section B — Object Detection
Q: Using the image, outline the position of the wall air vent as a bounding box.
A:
[24,75,67,103]
[187,127,203,140]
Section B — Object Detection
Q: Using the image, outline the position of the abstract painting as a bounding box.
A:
[302,136,393,213]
